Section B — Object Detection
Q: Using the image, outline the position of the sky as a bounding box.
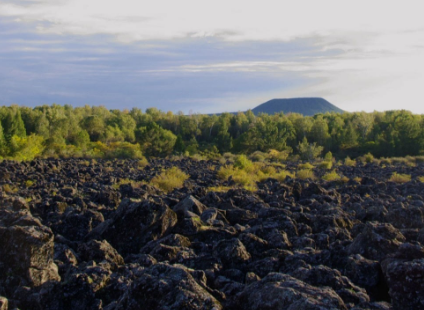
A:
[1,0,424,114]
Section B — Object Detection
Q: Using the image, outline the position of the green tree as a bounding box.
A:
[297,137,324,161]
[136,122,177,156]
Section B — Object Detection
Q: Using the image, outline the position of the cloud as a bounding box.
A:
[1,1,424,114]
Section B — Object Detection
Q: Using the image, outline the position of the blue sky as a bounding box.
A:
[1,0,424,114]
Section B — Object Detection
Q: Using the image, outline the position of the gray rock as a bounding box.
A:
[348,222,405,261]
[112,263,222,310]
[238,273,347,310]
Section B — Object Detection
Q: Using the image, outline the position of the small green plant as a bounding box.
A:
[296,169,315,180]
[150,166,189,193]
[2,184,18,193]
[353,177,362,183]
[389,172,411,183]
[24,180,35,188]
[418,176,424,183]
[322,170,343,182]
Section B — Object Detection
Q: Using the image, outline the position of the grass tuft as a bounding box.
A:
[389,172,411,183]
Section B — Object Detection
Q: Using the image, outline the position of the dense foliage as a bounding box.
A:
[1,104,424,161]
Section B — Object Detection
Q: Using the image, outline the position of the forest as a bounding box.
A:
[0,104,423,161]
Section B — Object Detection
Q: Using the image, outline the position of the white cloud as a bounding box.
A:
[1,0,424,113]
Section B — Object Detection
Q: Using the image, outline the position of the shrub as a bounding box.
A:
[268,149,290,162]
[414,156,424,163]
[234,155,253,171]
[274,170,295,182]
[296,169,315,180]
[217,164,257,191]
[389,172,411,184]
[364,153,374,163]
[297,137,323,161]
[318,161,333,170]
[137,157,149,167]
[322,170,343,182]
[298,162,314,170]
[344,157,356,167]
[150,167,189,193]
[380,158,392,166]
[391,157,409,165]
[324,151,333,161]
[249,151,267,162]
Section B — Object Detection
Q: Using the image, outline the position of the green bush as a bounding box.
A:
[318,161,333,170]
[322,170,343,181]
[296,169,315,180]
[298,162,314,170]
[234,154,253,171]
[344,156,356,167]
[150,167,189,193]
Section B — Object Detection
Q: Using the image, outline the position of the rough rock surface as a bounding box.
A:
[1,158,424,309]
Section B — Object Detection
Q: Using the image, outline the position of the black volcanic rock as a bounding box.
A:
[251,97,344,116]
[1,158,424,309]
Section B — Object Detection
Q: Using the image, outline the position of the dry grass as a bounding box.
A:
[389,172,411,184]
[207,186,233,193]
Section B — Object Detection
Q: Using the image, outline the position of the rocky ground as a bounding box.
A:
[1,158,424,310]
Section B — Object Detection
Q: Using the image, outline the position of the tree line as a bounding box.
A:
[0,104,423,161]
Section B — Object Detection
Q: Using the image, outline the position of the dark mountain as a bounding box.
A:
[251,97,344,116]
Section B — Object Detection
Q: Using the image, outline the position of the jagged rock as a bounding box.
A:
[0,199,60,293]
[348,222,405,261]
[78,239,124,266]
[173,195,208,217]
[52,210,104,241]
[237,273,347,310]
[112,263,222,310]
[3,158,424,309]
[213,238,251,268]
[100,199,178,255]
[381,243,424,310]
[291,265,370,304]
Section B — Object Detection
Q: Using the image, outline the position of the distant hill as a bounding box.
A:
[251,97,344,116]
